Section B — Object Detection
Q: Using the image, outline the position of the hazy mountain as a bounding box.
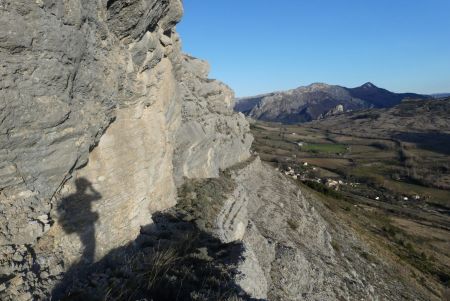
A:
[235,82,430,124]
[432,93,450,98]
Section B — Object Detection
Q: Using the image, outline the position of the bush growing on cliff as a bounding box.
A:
[287,219,299,230]
[177,172,236,231]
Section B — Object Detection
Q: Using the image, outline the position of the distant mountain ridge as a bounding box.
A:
[345,82,431,108]
[432,93,450,98]
[235,82,431,124]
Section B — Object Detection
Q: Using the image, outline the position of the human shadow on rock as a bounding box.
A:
[52,209,262,301]
[57,178,101,264]
[51,178,101,299]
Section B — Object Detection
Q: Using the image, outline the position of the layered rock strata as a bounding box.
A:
[0,0,251,299]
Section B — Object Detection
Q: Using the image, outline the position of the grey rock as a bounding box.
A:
[0,0,251,298]
[172,54,253,184]
[320,104,344,119]
[106,0,183,41]
[12,253,23,263]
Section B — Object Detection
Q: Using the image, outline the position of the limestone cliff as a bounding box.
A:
[0,0,250,299]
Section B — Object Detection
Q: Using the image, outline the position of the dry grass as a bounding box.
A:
[177,173,236,231]
[102,235,192,301]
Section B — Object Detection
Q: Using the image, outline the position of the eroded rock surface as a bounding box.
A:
[0,0,251,299]
[173,55,253,184]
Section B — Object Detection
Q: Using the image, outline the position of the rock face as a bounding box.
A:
[235,82,430,124]
[320,104,344,119]
[173,55,253,184]
[0,0,250,299]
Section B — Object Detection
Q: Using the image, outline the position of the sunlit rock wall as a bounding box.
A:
[0,0,252,299]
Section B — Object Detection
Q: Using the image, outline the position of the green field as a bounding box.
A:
[301,143,347,154]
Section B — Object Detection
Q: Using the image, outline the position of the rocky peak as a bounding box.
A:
[303,82,332,91]
[361,82,377,89]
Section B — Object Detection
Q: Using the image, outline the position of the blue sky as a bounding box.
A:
[177,0,450,97]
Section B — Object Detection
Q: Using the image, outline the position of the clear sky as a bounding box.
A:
[177,0,450,97]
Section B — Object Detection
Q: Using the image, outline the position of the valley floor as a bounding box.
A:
[250,118,450,299]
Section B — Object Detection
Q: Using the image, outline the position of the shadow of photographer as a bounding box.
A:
[57,178,101,264]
